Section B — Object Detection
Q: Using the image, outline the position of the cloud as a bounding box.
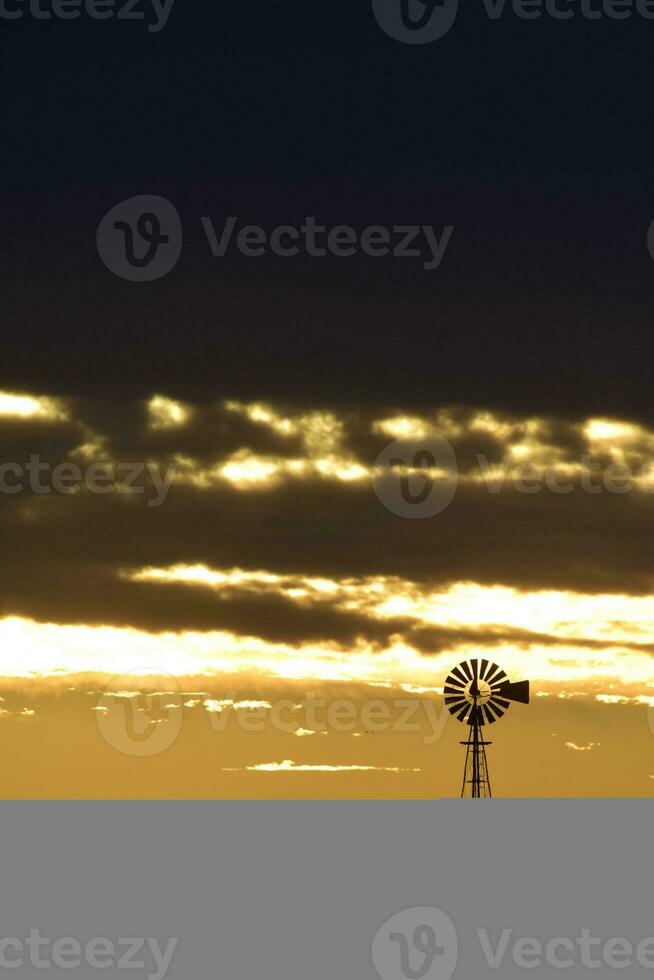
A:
[148,396,192,430]
[0,391,68,422]
[233,760,421,773]
[5,391,654,709]
[6,396,654,622]
[204,698,272,712]
[595,693,654,706]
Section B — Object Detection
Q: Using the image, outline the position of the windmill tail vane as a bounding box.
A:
[444,659,530,798]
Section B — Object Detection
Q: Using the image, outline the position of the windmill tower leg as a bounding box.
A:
[460,714,492,798]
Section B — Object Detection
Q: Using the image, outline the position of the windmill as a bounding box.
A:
[444,659,530,797]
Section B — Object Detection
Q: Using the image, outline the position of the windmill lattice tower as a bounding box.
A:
[444,659,530,797]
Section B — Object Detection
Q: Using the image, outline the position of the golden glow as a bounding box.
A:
[584,419,643,444]
[135,405,654,491]
[4,565,654,700]
[0,391,67,421]
[596,693,654,706]
[172,451,368,488]
[71,433,109,460]
[204,698,272,712]
[7,393,654,495]
[373,416,434,440]
[131,565,285,590]
[148,395,191,429]
[219,453,283,485]
[129,563,654,653]
[240,761,420,773]
[225,401,298,436]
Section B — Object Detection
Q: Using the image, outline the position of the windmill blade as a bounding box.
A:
[496,679,530,704]
[469,659,481,698]
[482,704,497,725]
[486,663,506,686]
[485,699,506,721]
[460,660,473,680]
[455,702,471,722]
[451,665,468,685]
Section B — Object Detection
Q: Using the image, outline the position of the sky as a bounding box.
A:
[2,1,654,796]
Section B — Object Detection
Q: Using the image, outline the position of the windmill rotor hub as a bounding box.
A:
[444,658,530,726]
[464,678,491,704]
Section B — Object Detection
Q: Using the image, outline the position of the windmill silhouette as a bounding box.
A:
[444,658,530,797]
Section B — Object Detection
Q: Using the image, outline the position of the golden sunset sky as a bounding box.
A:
[2,389,654,797]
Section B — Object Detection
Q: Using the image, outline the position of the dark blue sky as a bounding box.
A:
[3,0,654,418]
